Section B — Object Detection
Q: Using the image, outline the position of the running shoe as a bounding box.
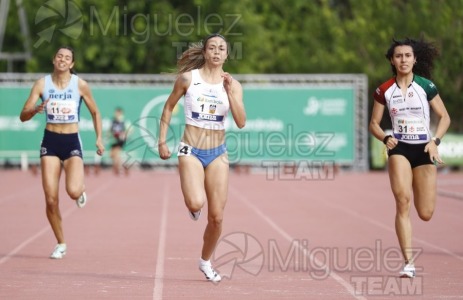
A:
[189,209,201,221]
[199,259,221,282]
[399,263,416,278]
[76,192,87,208]
[50,244,67,259]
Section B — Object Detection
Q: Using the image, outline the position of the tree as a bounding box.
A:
[1,0,462,130]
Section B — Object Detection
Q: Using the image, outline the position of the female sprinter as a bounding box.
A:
[20,46,105,259]
[158,34,246,282]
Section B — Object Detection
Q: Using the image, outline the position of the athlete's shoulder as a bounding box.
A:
[76,75,89,88]
[37,74,50,85]
[413,75,437,90]
[76,76,93,98]
[32,76,46,92]
[377,77,396,91]
[231,76,243,93]
[413,75,438,100]
[170,71,192,95]
[413,74,433,84]
[180,70,193,80]
[36,76,47,85]
[178,71,192,86]
[373,77,395,104]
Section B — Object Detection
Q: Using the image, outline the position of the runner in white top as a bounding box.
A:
[374,75,438,144]
[158,34,246,282]
[184,68,230,130]
[369,38,451,278]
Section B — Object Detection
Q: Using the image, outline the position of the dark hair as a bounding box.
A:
[202,33,227,50]
[385,38,439,79]
[176,34,228,74]
[55,46,77,74]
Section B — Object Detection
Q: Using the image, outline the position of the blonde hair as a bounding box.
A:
[176,42,205,75]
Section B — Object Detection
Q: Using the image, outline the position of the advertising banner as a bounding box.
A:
[0,85,356,167]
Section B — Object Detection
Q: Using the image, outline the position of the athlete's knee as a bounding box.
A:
[395,196,411,214]
[45,196,59,211]
[207,214,223,228]
[66,186,83,200]
[418,208,434,221]
[185,197,205,212]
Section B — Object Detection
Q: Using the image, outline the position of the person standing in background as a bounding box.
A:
[109,107,131,176]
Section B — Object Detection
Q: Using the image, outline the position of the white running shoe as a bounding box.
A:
[199,259,221,282]
[50,244,67,259]
[189,209,201,221]
[399,263,416,278]
[76,192,87,208]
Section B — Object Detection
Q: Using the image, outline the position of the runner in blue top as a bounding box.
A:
[19,46,105,259]
[369,38,451,278]
[158,34,246,282]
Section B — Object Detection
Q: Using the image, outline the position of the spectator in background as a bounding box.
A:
[19,46,104,259]
[109,107,131,175]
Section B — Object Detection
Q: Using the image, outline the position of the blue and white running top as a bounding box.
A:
[184,69,230,130]
[41,74,82,124]
[373,75,438,144]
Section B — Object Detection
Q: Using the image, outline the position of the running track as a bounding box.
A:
[1,168,462,299]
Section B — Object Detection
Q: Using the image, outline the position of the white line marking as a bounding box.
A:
[0,225,51,265]
[314,190,463,262]
[0,180,115,266]
[153,183,169,300]
[230,186,367,300]
[437,190,463,200]
[437,178,463,200]
[0,186,38,205]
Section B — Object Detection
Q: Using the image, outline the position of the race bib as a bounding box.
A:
[177,142,192,157]
[46,100,78,122]
[191,94,225,122]
[393,116,428,141]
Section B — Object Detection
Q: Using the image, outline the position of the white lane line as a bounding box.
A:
[0,180,115,266]
[0,225,51,265]
[229,186,367,300]
[314,191,463,262]
[437,190,463,200]
[153,183,169,300]
[0,187,38,205]
[437,178,463,200]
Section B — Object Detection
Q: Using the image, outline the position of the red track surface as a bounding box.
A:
[1,169,462,299]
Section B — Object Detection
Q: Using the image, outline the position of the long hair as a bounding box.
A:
[176,42,205,74]
[176,34,228,75]
[385,37,439,79]
[54,46,77,74]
